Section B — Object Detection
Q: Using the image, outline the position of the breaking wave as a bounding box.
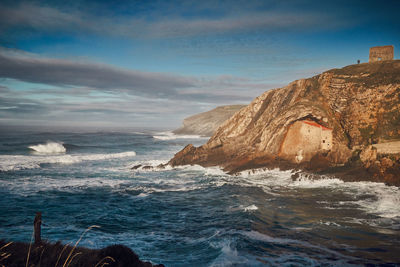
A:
[0,151,136,172]
[234,168,400,220]
[29,142,66,154]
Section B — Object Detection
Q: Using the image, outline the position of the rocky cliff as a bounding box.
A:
[169,61,400,185]
[173,105,246,136]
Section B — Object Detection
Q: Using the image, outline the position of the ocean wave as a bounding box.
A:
[150,165,400,220]
[152,131,204,140]
[341,182,400,219]
[234,168,400,220]
[1,176,132,196]
[0,151,136,171]
[210,239,254,267]
[209,232,355,267]
[29,141,66,154]
[130,161,227,176]
[239,230,353,259]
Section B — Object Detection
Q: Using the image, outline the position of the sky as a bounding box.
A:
[0,0,399,130]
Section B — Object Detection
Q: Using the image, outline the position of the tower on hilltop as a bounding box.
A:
[369,45,394,62]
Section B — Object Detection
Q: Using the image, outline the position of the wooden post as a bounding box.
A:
[34,212,42,245]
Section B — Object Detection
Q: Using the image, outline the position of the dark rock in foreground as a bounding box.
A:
[0,240,164,267]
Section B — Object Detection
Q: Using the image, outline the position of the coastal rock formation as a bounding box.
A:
[173,105,246,136]
[169,60,400,185]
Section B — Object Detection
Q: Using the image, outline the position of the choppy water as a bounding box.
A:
[0,130,399,266]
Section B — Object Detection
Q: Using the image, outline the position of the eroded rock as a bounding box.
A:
[169,61,400,184]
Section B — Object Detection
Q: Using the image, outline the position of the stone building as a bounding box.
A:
[279,120,332,163]
[369,45,394,62]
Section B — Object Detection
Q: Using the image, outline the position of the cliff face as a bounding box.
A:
[173,105,246,136]
[169,61,400,185]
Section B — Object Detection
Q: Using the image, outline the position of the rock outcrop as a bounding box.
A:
[173,105,246,136]
[169,61,400,185]
[0,240,164,267]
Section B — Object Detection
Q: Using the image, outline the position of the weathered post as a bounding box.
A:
[34,212,42,245]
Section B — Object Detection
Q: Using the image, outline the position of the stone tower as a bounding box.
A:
[369,45,394,62]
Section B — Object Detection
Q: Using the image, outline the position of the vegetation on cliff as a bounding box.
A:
[169,61,400,185]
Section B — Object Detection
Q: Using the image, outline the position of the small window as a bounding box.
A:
[322,140,326,143]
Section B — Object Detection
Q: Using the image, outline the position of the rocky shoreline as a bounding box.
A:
[167,61,400,186]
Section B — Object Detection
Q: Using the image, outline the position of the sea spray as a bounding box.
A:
[29,142,66,154]
[0,151,136,171]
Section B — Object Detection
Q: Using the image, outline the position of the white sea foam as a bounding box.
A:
[341,182,400,219]
[210,239,252,267]
[29,142,66,154]
[126,175,205,194]
[0,174,133,196]
[153,131,204,140]
[130,161,227,176]
[204,166,227,176]
[0,151,136,171]
[289,175,345,189]
[243,204,258,212]
[235,168,400,220]
[319,221,342,227]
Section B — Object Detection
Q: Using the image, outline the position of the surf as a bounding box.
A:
[28,142,66,154]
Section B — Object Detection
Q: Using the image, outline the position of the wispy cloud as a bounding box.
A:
[0,48,195,98]
[0,2,355,39]
[0,48,275,103]
[0,46,282,127]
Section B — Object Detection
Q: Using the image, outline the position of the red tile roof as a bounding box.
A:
[302,120,332,130]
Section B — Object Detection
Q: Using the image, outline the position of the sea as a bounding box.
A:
[0,129,399,266]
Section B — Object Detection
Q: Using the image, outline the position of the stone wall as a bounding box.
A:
[279,120,332,162]
[369,45,394,62]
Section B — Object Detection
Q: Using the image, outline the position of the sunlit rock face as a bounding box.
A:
[169,60,400,184]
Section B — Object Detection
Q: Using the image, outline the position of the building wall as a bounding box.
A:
[369,45,394,62]
[279,120,333,162]
[320,129,332,150]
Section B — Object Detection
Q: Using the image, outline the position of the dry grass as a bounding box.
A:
[94,256,116,267]
[0,222,163,267]
[55,242,71,267]
[62,225,100,267]
[25,231,34,267]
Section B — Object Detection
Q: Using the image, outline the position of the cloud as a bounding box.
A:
[0,48,195,98]
[0,48,275,104]
[0,2,354,39]
[0,95,46,115]
[0,48,281,128]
